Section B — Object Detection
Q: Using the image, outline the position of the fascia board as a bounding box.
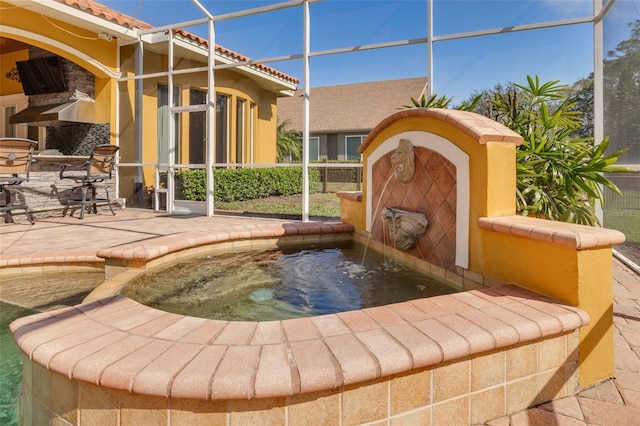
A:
[6,0,141,43]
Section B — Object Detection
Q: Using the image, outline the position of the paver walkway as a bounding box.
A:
[1,208,639,425]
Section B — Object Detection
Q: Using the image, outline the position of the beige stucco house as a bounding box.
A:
[277,77,428,161]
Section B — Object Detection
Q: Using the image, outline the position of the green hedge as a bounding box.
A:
[173,167,321,202]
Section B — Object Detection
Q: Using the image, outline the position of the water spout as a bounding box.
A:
[362,172,395,265]
[381,207,428,250]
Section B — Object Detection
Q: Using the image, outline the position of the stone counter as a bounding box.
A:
[7,155,116,220]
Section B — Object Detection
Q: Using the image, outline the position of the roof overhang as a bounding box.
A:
[3,0,143,45]
[140,31,298,95]
[3,0,298,95]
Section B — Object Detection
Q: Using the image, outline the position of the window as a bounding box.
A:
[216,94,229,166]
[236,99,245,165]
[290,137,319,162]
[157,84,181,164]
[189,89,206,165]
[309,137,320,161]
[0,94,29,140]
[2,106,16,138]
[345,135,365,161]
[249,102,256,163]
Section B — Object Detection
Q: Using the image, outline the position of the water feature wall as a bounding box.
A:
[368,133,465,271]
[338,107,625,388]
[340,108,516,286]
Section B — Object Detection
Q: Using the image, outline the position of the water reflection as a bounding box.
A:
[121,241,459,321]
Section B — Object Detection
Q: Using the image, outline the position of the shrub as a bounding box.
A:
[173,167,321,202]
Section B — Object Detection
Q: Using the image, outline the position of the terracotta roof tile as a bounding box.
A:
[54,0,298,84]
[173,29,298,84]
[56,0,152,30]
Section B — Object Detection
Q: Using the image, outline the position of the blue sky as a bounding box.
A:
[101,0,639,103]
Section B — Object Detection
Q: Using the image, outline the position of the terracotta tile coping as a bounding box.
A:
[0,222,354,269]
[359,108,523,153]
[0,253,103,269]
[10,284,589,400]
[479,216,626,250]
[95,221,355,262]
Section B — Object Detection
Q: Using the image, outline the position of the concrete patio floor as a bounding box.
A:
[1,208,639,425]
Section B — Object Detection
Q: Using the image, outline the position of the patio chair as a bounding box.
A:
[60,144,119,219]
[0,138,37,224]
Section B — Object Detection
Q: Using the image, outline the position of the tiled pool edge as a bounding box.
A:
[8,220,592,425]
[12,286,587,425]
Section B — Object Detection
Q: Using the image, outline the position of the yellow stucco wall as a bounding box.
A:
[0,50,28,96]
[339,197,366,230]
[0,3,118,78]
[480,230,614,387]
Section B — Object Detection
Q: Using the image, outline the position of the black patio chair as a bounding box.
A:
[60,144,119,219]
[0,138,37,224]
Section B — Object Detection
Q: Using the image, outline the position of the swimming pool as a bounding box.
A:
[0,302,35,426]
[0,271,104,425]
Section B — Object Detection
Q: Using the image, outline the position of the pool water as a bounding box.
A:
[0,271,104,426]
[0,302,36,426]
[121,241,460,321]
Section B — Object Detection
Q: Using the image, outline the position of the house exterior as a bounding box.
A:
[276,77,428,162]
[0,0,298,210]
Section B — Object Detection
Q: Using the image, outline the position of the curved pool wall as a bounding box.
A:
[7,108,625,425]
[10,222,591,425]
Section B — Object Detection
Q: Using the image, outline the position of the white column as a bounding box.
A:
[426,0,433,98]
[302,0,311,222]
[593,0,604,223]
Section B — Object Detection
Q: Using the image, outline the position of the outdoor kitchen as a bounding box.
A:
[4,47,114,220]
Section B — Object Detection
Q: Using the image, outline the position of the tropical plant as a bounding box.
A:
[402,93,452,109]
[405,75,631,226]
[490,76,629,225]
[276,119,302,162]
[403,92,482,112]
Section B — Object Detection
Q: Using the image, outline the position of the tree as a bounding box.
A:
[455,82,518,117]
[276,119,302,163]
[603,19,640,164]
[568,73,594,139]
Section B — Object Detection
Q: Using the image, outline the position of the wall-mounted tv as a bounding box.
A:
[16,56,67,96]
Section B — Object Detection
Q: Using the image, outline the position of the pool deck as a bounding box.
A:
[1,208,639,425]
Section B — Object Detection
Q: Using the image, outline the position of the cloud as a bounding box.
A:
[535,0,593,19]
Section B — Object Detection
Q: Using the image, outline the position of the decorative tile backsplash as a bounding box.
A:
[46,123,110,156]
[371,146,457,271]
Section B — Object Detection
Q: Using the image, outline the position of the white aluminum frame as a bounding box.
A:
[116,0,614,221]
